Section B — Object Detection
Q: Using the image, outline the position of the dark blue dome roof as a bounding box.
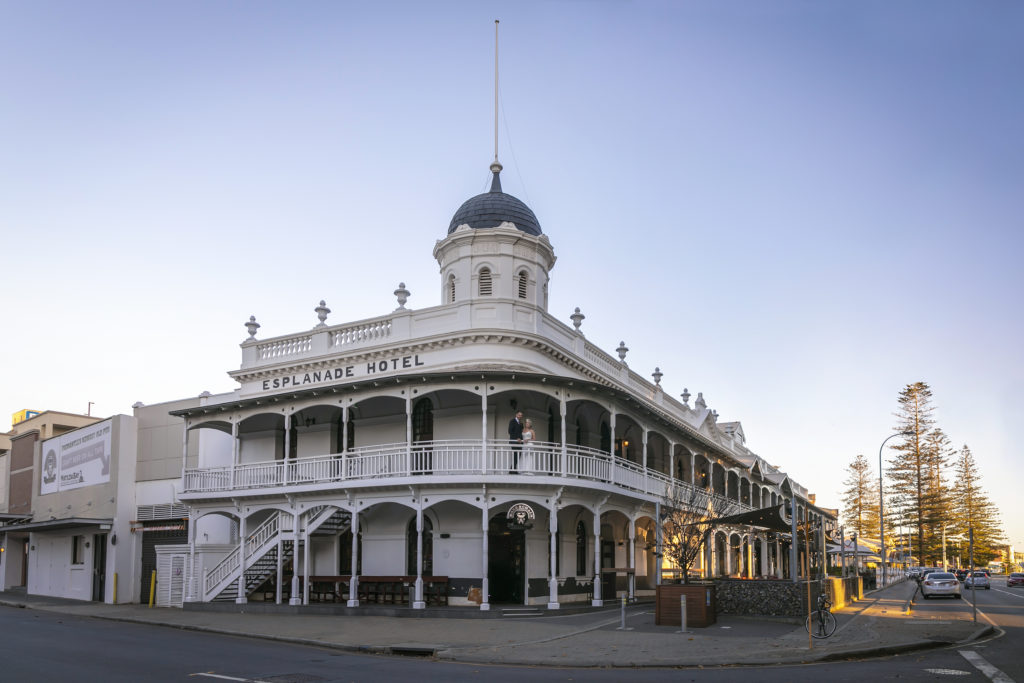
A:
[448,167,542,236]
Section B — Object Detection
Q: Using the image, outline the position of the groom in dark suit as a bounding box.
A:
[508,411,523,473]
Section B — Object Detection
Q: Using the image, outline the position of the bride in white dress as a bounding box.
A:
[520,419,536,475]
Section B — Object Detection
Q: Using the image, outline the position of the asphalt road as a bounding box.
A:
[1,577,1021,682]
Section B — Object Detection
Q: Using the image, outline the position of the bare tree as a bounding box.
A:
[662,481,744,584]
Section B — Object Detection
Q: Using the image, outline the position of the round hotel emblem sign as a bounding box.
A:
[506,503,535,530]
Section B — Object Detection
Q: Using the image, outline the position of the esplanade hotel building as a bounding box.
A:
[154,158,830,611]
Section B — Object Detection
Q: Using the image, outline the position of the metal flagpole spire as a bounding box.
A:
[494,19,500,166]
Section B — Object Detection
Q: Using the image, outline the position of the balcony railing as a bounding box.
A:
[182,439,751,510]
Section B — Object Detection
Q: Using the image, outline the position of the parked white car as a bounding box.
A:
[920,572,962,599]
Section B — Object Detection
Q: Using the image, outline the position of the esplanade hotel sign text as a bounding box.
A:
[256,353,427,392]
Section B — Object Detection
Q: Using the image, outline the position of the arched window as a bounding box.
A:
[478,267,492,296]
[447,274,456,303]
[412,399,433,443]
[547,406,559,443]
[576,521,587,576]
[600,421,610,453]
[406,516,433,575]
[517,270,528,299]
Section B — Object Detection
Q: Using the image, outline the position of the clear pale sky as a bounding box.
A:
[2,2,1021,549]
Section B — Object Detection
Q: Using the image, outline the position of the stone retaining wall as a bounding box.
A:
[712,576,863,617]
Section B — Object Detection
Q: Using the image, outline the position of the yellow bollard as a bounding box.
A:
[113,573,118,604]
[149,570,157,607]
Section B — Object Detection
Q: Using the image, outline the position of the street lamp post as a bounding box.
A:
[878,432,907,588]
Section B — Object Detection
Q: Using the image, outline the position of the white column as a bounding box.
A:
[185,510,197,602]
[481,389,488,474]
[303,523,311,605]
[628,519,636,602]
[724,533,733,576]
[230,421,239,489]
[760,533,769,577]
[289,511,301,605]
[547,506,560,609]
[405,395,413,475]
[480,504,490,611]
[181,421,189,479]
[342,405,349,453]
[668,442,675,481]
[284,413,291,460]
[690,452,696,485]
[414,506,425,609]
[347,510,360,607]
[608,411,616,485]
[655,501,663,586]
[282,414,291,485]
[775,537,784,579]
[746,533,753,578]
[642,428,649,492]
[592,508,603,606]
[236,514,247,604]
[275,535,283,604]
[559,396,568,477]
[341,405,349,480]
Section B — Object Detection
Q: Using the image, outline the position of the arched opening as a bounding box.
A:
[488,512,525,604]
[575,520,588,576]
[517,270,528,299]
[447,273,456,303]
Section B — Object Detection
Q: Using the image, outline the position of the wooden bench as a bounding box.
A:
[298,575,449,605]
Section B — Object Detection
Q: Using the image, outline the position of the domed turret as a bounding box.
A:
[448,162,542,236]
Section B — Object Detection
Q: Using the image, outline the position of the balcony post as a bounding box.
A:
[559,396,567,477]
[480,503,490,611]
[347,510,360,607]
[608,411,616,486]
[642,427,649,492]
[236,513,248,604]
[290,512,302,605]
[185,510,197,602]
[341,405,348,481]
[480,388,488,474]
[406,395,412,475]
[592,506,603,606]
[547,504,560,609]
[414,506,425,609]
[283,413,291,485]
[230,421,238,490]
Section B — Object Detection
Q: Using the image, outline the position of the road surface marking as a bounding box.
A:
[992,588,1024,600]
[960,650,1014,683]
[191,674,274,683]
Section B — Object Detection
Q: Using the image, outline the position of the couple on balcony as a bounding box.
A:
[508,411,536,475]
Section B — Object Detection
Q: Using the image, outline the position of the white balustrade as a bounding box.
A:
[182,439,756,512]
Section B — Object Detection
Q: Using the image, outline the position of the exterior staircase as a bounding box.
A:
[203,507,351,602]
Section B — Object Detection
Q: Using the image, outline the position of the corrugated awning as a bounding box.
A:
[0,517,112,533]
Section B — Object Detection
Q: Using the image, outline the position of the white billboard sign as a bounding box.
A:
[40,420,112,495]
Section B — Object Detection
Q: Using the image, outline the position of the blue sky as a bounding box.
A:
[2,2,1021,550]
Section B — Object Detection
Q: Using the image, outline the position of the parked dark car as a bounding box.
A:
[954,569,969,582]
[1007,572,1024,587]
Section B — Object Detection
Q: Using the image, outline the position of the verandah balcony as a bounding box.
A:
[181,439,745,509]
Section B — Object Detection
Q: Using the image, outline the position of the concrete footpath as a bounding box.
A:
[0,581,996,668]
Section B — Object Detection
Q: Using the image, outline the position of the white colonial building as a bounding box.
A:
[165,161,831,611]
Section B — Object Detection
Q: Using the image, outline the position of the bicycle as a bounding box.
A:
[805,592,837,638]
